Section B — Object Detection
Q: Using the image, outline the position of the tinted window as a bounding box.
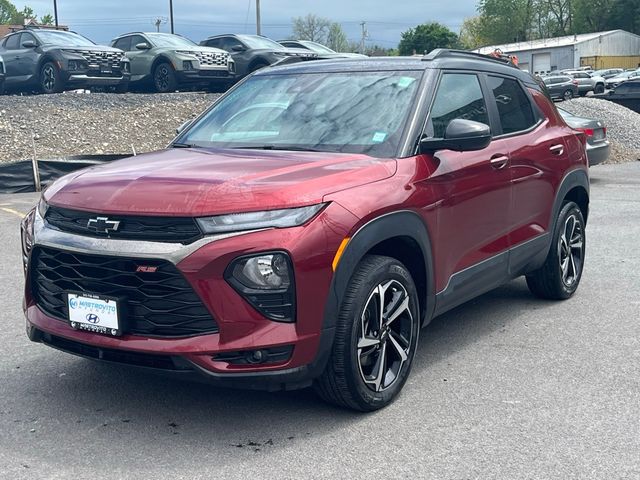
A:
[221,37,245,52]
[128,35,147,51]
[19,32,37,47]
[487,76,536,135]
[204,38,222,48]
[113,36,130,51]
[4,34,19,50]
[428,73,489,138]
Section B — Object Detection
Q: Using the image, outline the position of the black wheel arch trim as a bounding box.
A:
[322,210,436,334]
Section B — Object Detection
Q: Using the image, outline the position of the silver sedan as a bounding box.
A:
[557,107,610,166]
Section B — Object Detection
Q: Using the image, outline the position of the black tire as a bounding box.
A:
[563,89,574,101]
[594,83,605,94]
[153,62,177,93]
[314,255,420,411]
[40,61,63,94]
[526,201,585,300]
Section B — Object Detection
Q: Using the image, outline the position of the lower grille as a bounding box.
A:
[32,247,218,337]
[40,331,187,370]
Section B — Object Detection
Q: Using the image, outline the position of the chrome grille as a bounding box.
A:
[73,49,124,66]
[193,51,229,67]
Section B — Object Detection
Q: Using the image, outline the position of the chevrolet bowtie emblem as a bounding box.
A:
[87,216,121,234]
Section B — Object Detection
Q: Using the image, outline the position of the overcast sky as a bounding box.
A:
[14,0,478,46]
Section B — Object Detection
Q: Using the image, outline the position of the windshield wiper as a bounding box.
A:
[171,142,197,148]
[229,145,324,152]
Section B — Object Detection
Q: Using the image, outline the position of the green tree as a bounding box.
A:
[477,0,535,43]
[0,0,18,24]
[326,22,348,52]
[40,13,54,25]
[398,22,459,56]
[459,16,488,49]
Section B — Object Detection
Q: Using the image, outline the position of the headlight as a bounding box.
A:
[37,198,49,219]
[225,252,295,321]
[20,208,36,274]
[196,204,325,234]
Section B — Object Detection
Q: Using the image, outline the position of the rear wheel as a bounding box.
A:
[314,255,420,411]
[153,62,177,93]
[40,61,63,94]
[594,83,605,94]
[563,89,574,101]
[526,201,585,300]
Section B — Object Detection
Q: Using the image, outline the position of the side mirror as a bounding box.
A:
[231,45,246,52]
[22,40,37,48]
[420,119,492,153]
[176,119,192,135]
[135,42,151,50]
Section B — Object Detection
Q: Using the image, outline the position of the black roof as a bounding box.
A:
[258,49,539,87]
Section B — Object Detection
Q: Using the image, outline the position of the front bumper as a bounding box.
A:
[65,72,130,87]
[23,203,357,390]
[586,140,610,166]
[175,68,234,84]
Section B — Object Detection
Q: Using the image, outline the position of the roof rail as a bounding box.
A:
[423,48,517,68]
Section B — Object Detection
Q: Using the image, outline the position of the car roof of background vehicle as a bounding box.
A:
[258,49,540,87]
[112,32,189,40]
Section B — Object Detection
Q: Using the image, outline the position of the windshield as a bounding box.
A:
[178,70,422,157]
[148,33,196,48]
[239,35,284,50]
[36,30,95,46]
[300,41,335,54]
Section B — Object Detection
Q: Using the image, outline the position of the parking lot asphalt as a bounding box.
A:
[0,163,638,480]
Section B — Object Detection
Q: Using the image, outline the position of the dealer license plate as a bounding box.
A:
[67,293,121,336]
[100,64,112,74]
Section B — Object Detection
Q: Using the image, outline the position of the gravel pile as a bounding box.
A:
[0,92,219,163]
[561,97,640,164]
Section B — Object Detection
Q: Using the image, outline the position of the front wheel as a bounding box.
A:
[527,201,585,300]
[594,83,605,94]
[563,89,574,101]
[40,61,63,94]
[153,62,177,93]
[314,255,420,411]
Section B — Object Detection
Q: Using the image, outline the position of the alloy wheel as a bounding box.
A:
[42,65,56,92]
[357,279,415,392]
[563,90,573,100]
[155,66,170,91]
[558,213,584,287]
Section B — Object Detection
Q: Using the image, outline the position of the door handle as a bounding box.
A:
[550,144,564,155]
[490,155,509,170]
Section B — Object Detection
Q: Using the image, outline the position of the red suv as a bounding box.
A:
[21,50,589,411]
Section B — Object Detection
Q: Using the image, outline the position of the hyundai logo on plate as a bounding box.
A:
[86,313,100,324]
[87,216,121,234]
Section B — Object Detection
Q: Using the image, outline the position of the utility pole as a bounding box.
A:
[53,0,58,28]
[256,0,261,35]
[360,21,368,54]
[169,0,174,34]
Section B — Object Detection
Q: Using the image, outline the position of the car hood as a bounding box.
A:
[56,45,124,54]
[167,45,229,56]
[44,147,396,216]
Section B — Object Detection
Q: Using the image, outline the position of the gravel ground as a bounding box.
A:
[0,92,219,162]
[561,97,640,163]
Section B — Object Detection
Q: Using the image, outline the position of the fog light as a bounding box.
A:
[225,252,295,322]
[183,60,195,71]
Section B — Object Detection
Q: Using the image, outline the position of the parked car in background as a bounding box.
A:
[22,50,589,412]
[278,39,367,58]
[0,28,130,94]
[0,54,5,94]
[591,68,623,80]
[111,32,234,93]
[542,74,579,100]
[557,107,609,166]
[599,79,640,113]
[200,34,317,79]
[563,70,605,95]
[605,70,640,89]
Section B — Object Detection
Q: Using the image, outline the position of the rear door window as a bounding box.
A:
[427,73,489,138]
[487,76,537,135]
[4,34,19,50]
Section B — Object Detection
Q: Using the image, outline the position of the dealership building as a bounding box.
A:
[476,29,640,75]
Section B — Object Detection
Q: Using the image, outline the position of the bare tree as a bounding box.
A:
[326,22,348,51]
[292,14,331,42]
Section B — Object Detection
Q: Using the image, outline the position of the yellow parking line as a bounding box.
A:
[0,207,26,218]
